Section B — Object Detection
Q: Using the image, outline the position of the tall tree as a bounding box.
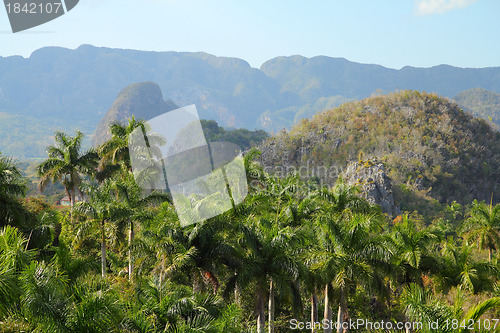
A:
[314,212,390,333]
[402,283,500,333]
[386,215,441,287]
[226,175,305,333]
[436,240,497,294]
[97,117,166,183]
[258,174,306,333]
[113,173,169,282]
[461,199,500,262]
[75,180,128,278]
[231,217,302,333]
[37,131,98,218]
[311,182,374,333]
[97,117,143,180]
[0,154,27,227]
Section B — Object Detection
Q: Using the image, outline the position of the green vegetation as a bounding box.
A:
[200,119,269,150]
[0,154,27,227]
[0,112,93,160]
[3,45,500,159]
[261,90,500,215]
[258,96,352,132]
[454,88,500,129]
[2,94,500,331]
[36,131,98,217]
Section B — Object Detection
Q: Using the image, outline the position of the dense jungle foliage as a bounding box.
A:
[1,92,500,332]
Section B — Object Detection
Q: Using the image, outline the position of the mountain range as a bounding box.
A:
[1,44,500,159]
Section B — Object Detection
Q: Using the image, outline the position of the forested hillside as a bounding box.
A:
[259,91,500,213]
[454,88,500,129]
[3,45,500,158]
[2,91,500,331]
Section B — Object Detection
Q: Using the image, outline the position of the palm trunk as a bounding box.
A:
[337,289,345,333]
[128,220,134,282]
[324,284,332,333]
[234,271,241,306]
[311,290,319,332]
[489,248,493,262]
[193,272,203,293]
[159,264,164,302]
[406,317,412,333]
[268,278,275,333]
[202,270,220,293]
[257,287,266,333]
[65,188,73,222]
[101,220,106,278]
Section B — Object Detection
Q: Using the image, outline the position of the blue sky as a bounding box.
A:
[0,0,498,69]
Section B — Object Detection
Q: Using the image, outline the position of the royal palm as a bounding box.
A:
[37,131,98,219]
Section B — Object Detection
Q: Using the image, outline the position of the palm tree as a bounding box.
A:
[130,208,186,289]
[0,226,31,317]
[18,261,122,333]
[51,239,99,284]
[302,267,323,333]
[130,203,236,298]
[37,131,98,218]
[0,225,34,272]
[401,283,500,333]
[313,212,390,333]
[98,116,167,187]
[226,172,306,333]
[386,215,441,287]
[229,216,302,333]
[75,180,128,278]
[0,154,28,227]
[261,176,326,333]
[291,198,324,333]
[19,260,69,331]
[131,277,224,332]
[310,182,378,333]
[97,116,144,181]
[315,181,372,220]
[113,173,170,282]
[241,174,310,333]
[0,261,18,318]
[243,147,265,188]
[185,216,239,294]
[436,240,497,294]
[65,275,123,333]
[461,199,500,262]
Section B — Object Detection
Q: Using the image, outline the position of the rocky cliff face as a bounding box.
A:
[342,159,400,217]
[258,128,344,186]
[258,135,400,216]
[92,82,178,146]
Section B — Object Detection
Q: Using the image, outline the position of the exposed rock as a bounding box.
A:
[258,128,343,185]
[92,82,178,146]
[257,91,500,214]
[342,159,400,217]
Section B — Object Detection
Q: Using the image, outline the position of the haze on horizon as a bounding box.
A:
[0,0,499,70]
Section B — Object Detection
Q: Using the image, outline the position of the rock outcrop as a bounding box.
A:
[92,82,178,146]
[342,159,400,217]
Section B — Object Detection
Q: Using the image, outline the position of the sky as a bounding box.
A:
[0,0,498,69]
